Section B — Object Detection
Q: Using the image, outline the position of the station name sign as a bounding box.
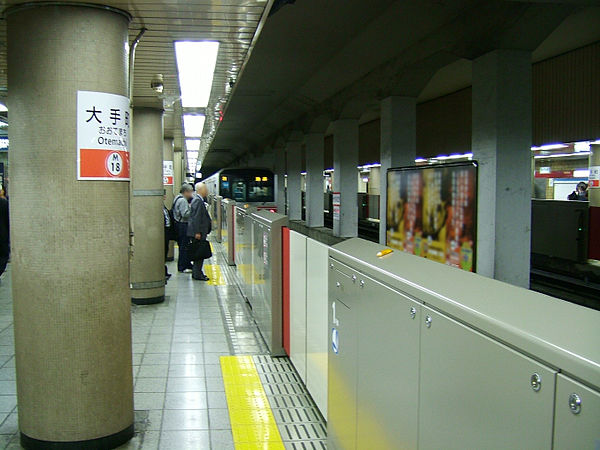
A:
[77,90,130,181]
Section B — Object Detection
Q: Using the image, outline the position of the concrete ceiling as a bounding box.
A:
[0,0,273,172]
[207,0,600,173]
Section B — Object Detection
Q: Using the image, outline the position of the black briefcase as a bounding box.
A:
[190,239,212,261]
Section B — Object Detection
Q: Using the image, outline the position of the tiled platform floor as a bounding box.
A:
[0,240,326,449]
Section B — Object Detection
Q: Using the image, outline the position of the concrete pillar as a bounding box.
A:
[163,139,175,260]
[7,4,134,447]
[287,141,302,220]
[130,107,166,304]
[588,144,600,260]
[275,147,286,213]
[379,97,417,244]
[305,133,325,227]
[332,120,359,237]
[472,49,532,288]
[174,150,183,192]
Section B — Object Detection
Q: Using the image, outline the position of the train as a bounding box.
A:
[202,167,277,209]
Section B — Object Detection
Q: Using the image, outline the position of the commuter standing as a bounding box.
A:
[187,182,212,281]
[568,181,588,201]
[0,195,8,278]
[173,184,194,272]
[163,198,172,281]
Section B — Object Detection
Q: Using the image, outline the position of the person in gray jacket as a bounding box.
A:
[173,184,194,272]
[187,182,212,280]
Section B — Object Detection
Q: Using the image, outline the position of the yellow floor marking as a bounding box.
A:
[237,264,265,285]
[221,356,285,449]
[204,264,226,286]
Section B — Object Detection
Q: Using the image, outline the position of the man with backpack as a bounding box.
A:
[173,183,194,272]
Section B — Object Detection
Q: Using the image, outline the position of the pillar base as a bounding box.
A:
[132,295,165,305]
[21,424,134,450]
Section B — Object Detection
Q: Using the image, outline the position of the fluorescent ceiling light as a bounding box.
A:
[574,141,590,153]
[415,158,428,163]
[175,41,220,108]
[183,114,206,137]
[429,153,473,161]
[531,143,568,151]
[358,163,381,169]
[0,104,6,113]
[534,152,590,159]
[185,139,200,151]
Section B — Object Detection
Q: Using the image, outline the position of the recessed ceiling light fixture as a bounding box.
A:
[185,139,201,151]
[175,41,220,108]
[531,143,568,151]
[183,114,206,137]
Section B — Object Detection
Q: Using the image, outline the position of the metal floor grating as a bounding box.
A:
[253,355,327,449]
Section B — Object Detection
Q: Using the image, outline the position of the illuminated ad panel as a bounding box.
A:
[386,162,478,271]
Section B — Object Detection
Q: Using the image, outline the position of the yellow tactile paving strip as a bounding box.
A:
[221,356,285,449]
[204,264,226,285]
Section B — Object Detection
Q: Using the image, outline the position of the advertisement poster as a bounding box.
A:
[77,90,130,181]
[386,162,477,271]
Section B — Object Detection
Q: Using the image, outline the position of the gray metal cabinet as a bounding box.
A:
[553,374,600,449]
[249,211,287,356]
[328,262,358,450]
[356,273,420,450]
[418,306,557,450]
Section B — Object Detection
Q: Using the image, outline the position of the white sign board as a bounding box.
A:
[77,91,130,181]
[590,166,600,188]
[163,160,174,185]
[332,192,341,221]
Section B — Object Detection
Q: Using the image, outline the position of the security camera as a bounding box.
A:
[151,74,164,94]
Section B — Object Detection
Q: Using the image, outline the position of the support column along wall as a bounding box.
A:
[7,4,134,446]
[275,147,286,214]
[588,143,600,260]
[472,49,532,288]
[287,141,302,221]
[305,133,325,227]
[333,120,359,237]
[379,97,417,244]
[174,149,183,192]
[130,107,166,304]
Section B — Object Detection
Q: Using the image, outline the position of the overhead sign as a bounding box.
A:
[77,91,130,181]
[163,160,174,185]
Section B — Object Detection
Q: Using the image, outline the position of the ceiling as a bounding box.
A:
[0,0,273,171]
[207,0,600,174]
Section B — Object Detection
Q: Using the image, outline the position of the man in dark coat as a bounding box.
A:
[187,182,212,281]
[0,196,8,278]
